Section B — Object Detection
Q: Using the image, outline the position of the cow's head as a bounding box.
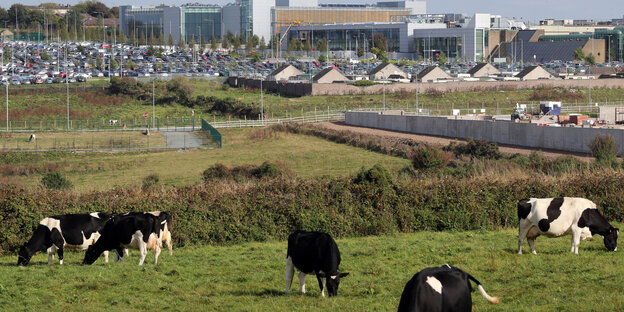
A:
[82,245,99,265]
[318,272,350,297]
[17,245,32,266]
[603,227,619,252]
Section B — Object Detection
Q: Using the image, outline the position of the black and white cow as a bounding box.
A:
[397,264,499,312]
[17,213,111,266]
[83,213,162,266]
[517,197,619,254]
[121,211,172,257]
[285,230,349,297]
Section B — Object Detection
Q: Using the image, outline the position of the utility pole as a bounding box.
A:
[5,83,8,132]
[66,42,70,131]
[152,79,155,129]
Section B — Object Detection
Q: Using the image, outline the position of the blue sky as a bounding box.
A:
[2,0,622,22]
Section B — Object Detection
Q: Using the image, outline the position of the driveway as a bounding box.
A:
[163,132,203,149]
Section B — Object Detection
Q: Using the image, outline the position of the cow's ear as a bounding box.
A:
[317,272,326,278]
[339,272,350,278]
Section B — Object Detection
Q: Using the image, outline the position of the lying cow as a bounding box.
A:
[518,197,619,254]
[285,230,349,297]
[121,211,172,257]
[83,213,162,266]
[18,213,111,266]
[397,264,499,312]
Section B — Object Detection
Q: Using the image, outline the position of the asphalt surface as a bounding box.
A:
[163,131,203,149]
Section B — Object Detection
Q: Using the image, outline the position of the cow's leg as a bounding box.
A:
[47,246,57,265]
[571,230,582,255]
[49,229,65,265]
[517,220,532,254]
[103,250,109,263]
[285,256,295,294]
[316,275,325,297]
[124,248,129,257]
[299,272,307,294]
[153,242,161,265]
[116,247,125,263]
[137,235,147,266]
[526,226,540,254]
[166,231,173,256]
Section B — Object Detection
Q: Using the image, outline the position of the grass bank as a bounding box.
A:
[0,229,622,311]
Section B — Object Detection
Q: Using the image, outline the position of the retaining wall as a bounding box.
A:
[346,111,624,155]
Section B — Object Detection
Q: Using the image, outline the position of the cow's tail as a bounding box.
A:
[466,273,500,304]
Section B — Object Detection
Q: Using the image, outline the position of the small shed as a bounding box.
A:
[515,66,555,80]
[467,63,501,77]
[313,67,349,84]
[268,64,303,81]
[416,66,451,82]
[368,63,407,81]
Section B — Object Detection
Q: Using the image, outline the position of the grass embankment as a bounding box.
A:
[0,128,410,191]
[0,131,166,151]
[0,230,622,311]
[3,80,624,121]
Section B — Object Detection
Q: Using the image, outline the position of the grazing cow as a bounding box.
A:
[17,213,111,266]
[285,230,349,297]
[28,134,36,142]
[517,197,619,254]
[397,264,499,312]
[122,211,172,257]
[109,119,118,126]
[83,213,162,266]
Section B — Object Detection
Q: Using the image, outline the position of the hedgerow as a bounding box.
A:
[1,169,624,255]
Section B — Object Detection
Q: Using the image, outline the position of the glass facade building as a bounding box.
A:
[181,6,222,42]
[119,6,165,43]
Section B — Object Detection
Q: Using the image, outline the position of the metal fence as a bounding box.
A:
[201,119,222,148]
[209,113,345,128]
[0,118,200,132]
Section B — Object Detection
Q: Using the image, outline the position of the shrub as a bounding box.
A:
[255,161,280,178]
[354,164,393,186]
[350,80,378,87]
[589,134,618,165]
[446,138,501,160]
[41,172,73,190]
[412,146,449,170]
[142,174,160,191]
[202,163,232,182]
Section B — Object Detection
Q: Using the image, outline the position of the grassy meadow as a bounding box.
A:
[0,128,410,191]
[1,228,622,311]
[3,80,624,121]
[0,131,166,151]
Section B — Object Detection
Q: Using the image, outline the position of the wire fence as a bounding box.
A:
[0,118,200,132]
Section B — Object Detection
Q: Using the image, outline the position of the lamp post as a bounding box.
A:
[152,78,155,129]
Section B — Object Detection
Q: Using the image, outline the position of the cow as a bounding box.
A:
[17,213,112,266]
[83,213,162,266]
[517,197,619,255]
[397,264,499,312]
[121,211,172,257]
[285,230,349,297]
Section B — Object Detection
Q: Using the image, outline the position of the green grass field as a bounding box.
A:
[2,128,410,191]
[4,80,624,121]
[1,228,622,311]
[0,131,166,151]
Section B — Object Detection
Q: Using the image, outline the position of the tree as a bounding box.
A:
[245,37,253,52]
[118,32,127,43]
[573,47,585,61]
[373,33,388,52]
[110,58,118,71]
[232,35,241,50]
[96,56,102,70]
[318,54,327,63]
[178,36,186,50]
[138,31,146,46]
[259,37,267,51]
[168,34,174,47]
[188,34,195,50]
[148,31,156,46]
[287,37,297,53]
[201,35,207,51]
[303,40,312,53]
[158,32,165,46]
[251,35,259,47]
[357,47,364,58]
[210,36,218,51]
[222,37,230,49]
[438,51,447,67]
[316,38,327,53]
[585,53,596,65]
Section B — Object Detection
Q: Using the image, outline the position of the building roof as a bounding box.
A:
[0,30,14,36]
[515,65,553,79]
[505,40,588,63]
[368,62,404,76]
[417,66,439,79]
[82,14,118,28]
[589,66,617,76]
[312,67,348,82]
[467,63,501,76]
[270,64,296,76]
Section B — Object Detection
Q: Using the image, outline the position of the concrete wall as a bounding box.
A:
[228,77,624,97]
[346,111,624,155]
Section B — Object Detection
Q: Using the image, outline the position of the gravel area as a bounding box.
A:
[318,122,594,162]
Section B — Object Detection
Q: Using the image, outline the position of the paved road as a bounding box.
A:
[163,132,203,149]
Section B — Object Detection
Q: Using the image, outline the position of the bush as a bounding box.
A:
[589,134,618,165]
[142,174,160,191]
[255,161,280,178]
[41,172,73,190]
[412,146,449,170]
[350,80,378,87]
[202,161,289,182]
[446,138,501,160]
[202,163,232,182]
[354,164,393,186]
